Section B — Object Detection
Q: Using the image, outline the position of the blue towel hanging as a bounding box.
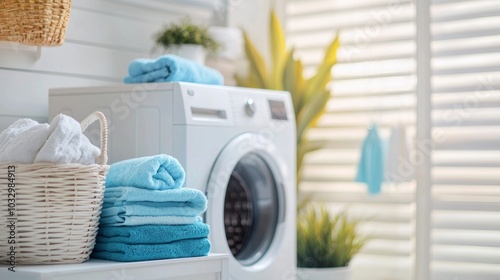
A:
[356,123,385,195]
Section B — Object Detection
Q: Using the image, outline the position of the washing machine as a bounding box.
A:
[49,82,297,280]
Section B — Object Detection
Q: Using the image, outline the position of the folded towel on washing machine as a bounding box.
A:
[99,214,202,226]
[96,222,209,244]
[123,54,223,85]
[106,154,185,190]
[91,238,211,262]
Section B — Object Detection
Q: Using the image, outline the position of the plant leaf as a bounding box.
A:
[283,49,305,115]
[296,89,331,142]
[297,204,368,268]
[234,74,250,88]
[242,31,268,88]
[297,139,326,174]
[302,36,340,103]
[270,10,286,90]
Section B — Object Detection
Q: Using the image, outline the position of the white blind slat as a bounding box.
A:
[433,229,500,247]
[432,0,500,23]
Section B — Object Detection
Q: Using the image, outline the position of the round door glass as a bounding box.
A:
[223,153,280,266]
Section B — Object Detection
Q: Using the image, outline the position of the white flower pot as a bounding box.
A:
[169,44,207,65]
[297,266,351,280]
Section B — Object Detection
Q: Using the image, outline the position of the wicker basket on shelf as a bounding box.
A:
[0,0,72,46]
[0,111,109,264]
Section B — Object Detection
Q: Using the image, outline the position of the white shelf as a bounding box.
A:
[0,254,229,280]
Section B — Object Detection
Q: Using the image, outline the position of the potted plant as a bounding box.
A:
[297,204,367,280]
[153,18,220,64]
[235,11,339,199]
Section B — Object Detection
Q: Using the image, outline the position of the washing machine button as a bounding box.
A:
[245,98,256,116]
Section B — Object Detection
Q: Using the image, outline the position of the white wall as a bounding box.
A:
[0,0,282,131]
[227,0,285,66]
[0,0,212,130]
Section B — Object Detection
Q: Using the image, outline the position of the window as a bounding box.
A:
[286,0,500,279]
[430,0,500,279]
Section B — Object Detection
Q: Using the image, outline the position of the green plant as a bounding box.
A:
[236,11,339,193]
[297,204,367,268]
[154,18,220,54]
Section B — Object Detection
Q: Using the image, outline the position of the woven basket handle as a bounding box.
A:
[80,111,108,165]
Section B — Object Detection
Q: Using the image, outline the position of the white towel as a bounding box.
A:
[0,114,100,165]
[35,114,100,165]
[0,119,50,164]
[384,124,414,183]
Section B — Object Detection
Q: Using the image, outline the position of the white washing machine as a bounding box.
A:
[49,82,297,280]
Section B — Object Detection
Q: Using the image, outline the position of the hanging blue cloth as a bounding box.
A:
[356,123,385,195]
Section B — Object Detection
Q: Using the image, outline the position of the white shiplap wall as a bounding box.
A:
[0,0,212,130]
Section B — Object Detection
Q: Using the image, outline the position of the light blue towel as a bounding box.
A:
[100,187,207,226]
[91,238,211,262]
[99,214,201,226]
[356,123,385,195]
[101,203,205,219]
[124,54,224,85]
[96,223,209,244]
[103,187,207,210]
[106,154,185,190]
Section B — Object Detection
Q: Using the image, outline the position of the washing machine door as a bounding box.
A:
[206,133,289,277]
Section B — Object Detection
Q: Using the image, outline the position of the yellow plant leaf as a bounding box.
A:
[235,73,260,89]
[303,36,340,103]
[309,105,327,128]
[294,59,306,117]
[242,31,268,88]
[283,49,305,115]
[296,89,331,140]
[234,73,249,88]
[270,10,286,90]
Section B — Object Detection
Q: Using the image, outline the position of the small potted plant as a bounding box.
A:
[297,203,367,280]
[153,18,220,64]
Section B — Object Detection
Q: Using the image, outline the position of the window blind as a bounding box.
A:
[430,0,500,279]
[286,0,416,279]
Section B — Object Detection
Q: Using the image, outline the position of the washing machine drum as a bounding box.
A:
[223,153,279,266]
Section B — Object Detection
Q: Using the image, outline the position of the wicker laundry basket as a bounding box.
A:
[0,111,109,264]
[0,0,72,46]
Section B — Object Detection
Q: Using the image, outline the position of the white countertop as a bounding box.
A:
[0,254,229,280]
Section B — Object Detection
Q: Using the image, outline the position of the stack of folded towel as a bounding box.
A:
[91,154,211,262]
[124,54,224,85]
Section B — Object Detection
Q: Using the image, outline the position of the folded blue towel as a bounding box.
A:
[103,187,207,209]
[101,203,206,219]
[96,223,209,244]
[99,214,201,226]
[356,123,385,195]
[124,54,223,85]
[91,238,211,262]
[100,187,207,226]
[106,154,185,190]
